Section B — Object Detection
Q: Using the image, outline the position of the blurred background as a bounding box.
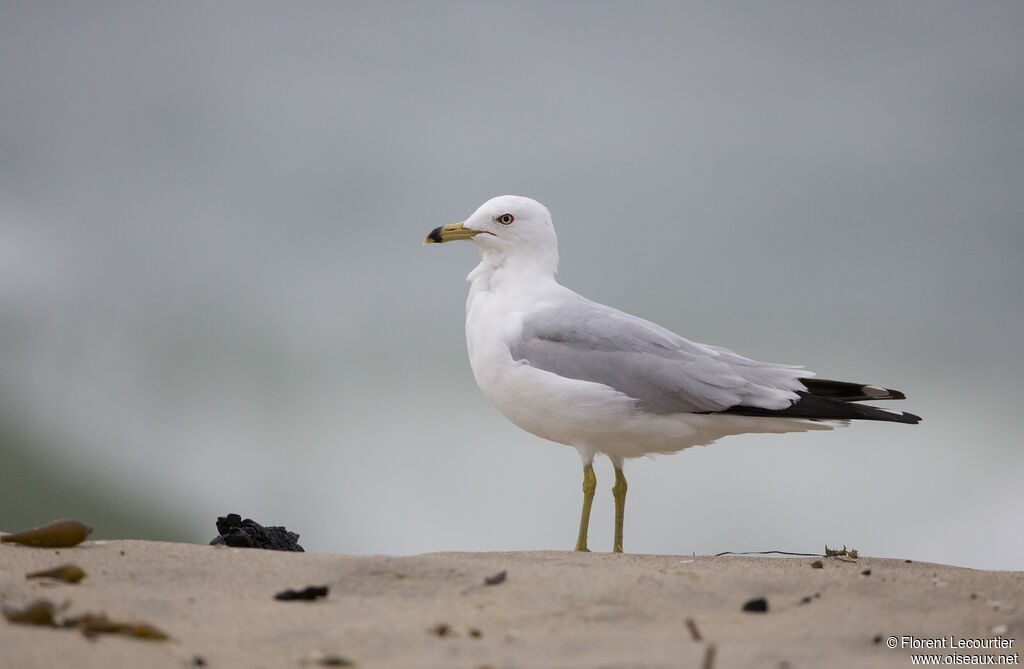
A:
[1,2,1021,570]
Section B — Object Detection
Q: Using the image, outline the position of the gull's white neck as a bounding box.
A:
[466,253,558,297]
[466,250,565,333]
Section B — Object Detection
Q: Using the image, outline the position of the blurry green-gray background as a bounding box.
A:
[2,2,1021,569]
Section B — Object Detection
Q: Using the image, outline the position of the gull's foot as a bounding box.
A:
[613,545,623,554]
[574,544,591,552]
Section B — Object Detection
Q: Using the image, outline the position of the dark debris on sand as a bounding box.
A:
[742,597,769,613]
[484,570,507,586]
[209,514,304,552]
[274,585,329,601]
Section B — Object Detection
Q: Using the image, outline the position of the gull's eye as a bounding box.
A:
[497,213,514,225]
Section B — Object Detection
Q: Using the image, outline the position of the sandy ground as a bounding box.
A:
[0,538,1021,668]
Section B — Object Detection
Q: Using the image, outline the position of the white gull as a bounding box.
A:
[425,195,920,553]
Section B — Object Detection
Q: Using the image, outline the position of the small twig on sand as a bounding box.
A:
[685,617,702,641]
[714,550,821,557]
[702,643,717,669]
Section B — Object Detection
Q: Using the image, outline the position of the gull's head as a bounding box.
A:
[424,195,559,273]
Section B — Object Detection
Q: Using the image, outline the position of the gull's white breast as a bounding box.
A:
[465,268,637,448]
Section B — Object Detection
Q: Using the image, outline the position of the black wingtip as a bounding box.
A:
[802,379,909,403]
[899,410,922,425]
[722,392,922,424]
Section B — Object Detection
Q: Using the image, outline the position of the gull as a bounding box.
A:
[424,195,921,553]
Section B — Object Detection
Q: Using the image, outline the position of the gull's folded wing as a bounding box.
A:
[511,294,810,415]
[511,293,920,424]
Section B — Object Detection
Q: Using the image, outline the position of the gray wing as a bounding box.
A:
[509,295,810,414]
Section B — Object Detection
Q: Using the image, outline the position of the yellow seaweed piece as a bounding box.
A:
[26,564,87,583]
[2,599,56,626]
[1,520,93,548]
[72,612,169,641]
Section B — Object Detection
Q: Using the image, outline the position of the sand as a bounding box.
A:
[1,538,1021,668]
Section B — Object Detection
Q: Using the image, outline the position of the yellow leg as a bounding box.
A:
[612,466,627,553]
[574,464,596,552]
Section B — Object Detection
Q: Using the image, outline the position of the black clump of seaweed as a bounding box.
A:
[742,597,769,613]
[274,585,329,601]
[209,513,304,552]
